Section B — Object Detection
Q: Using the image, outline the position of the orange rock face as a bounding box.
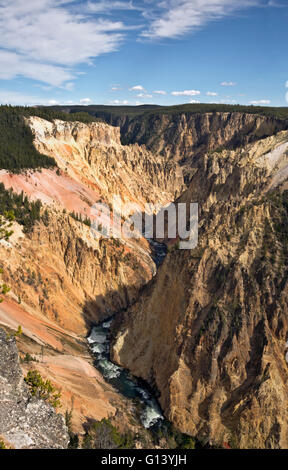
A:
[1,113,288,446]
[112,130,288,449]
[0,116,181,436]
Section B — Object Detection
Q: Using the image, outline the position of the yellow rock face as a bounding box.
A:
[112,130,288,449]
[1,112,288,445]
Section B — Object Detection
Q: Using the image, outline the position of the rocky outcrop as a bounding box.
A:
[101,111,288,184]
[114,111,287,157]
[112,131,288,449]
[2,111,288,448]
[0,116,176,440]
[26,117,184,212]
[0,328,68,449]
[1,208,156,333]
[0,116,181,334]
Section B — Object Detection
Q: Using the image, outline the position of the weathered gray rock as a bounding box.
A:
[0,328,69,449]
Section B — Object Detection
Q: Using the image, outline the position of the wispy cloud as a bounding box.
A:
[79,98,93,105]
[111,85,122,91]
[0,89,94,106]
[109,99,130,104]
[0,90,47,106]
[171,90,201,96]
[250,99,271,105]
[0,0,276,100]
[206,91,218,96]
[129,85,146,91]
[137,93,153,98]
[0,0,126,87]
[0,51,75,88]
[221,81,237,86]
[87,1,142,13]
[266,0,288,7]
[141,0,261,39]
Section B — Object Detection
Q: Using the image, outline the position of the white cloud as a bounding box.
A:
[137,93,153,98]
[267,0,287,7]
[250,100,271,105]
[0,90,44,106]
[64,82,75,91]
[109,99,129,105]
[190,100,200,104]
[153,90,167,95]
[130,85,145,92]
[206,91,218,96]
[220,98,237,103]
[48,99,60,105]
[141,0,259,39]
[286,81,288,88]
[0,51,75,87]
[171,90,201,96]
[0,0,126,87]
[0,90,95,106]
[221,81,237,86]
[0,90,67,106]
[87,1,141,13]
[79,98,93,105]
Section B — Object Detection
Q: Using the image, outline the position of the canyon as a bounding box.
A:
[0,107,288,448]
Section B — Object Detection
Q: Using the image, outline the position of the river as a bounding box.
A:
[87,239,167,429]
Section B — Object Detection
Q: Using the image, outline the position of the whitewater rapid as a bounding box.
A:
[87,320,164,428]
[87,239,167,429]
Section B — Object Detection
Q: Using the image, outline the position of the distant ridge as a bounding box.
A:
[50,102,288,121]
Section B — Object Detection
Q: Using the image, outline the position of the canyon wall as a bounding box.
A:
[1,210,156,334]
[87,110,288,185]
[93,111,287,160]
[0,116,184,438]
[112,130,288,448]
[26,116,184,210]
[1,112,288,447]
[0,116,185,334]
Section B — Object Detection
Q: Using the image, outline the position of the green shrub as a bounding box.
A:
[82,418,135,449]
[24,370,61,408]
[0,440,6,449]
[22,353,38,363]
[65,407,79,449]
[0,184,44,233]
[15,325,22,337]
[0,210,14,240]
[70,211,91,227]
[0,268,10,304]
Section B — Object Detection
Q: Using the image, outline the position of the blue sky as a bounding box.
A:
[0,0,287,107]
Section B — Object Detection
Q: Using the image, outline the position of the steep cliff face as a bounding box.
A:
[112,131,288,448]
[0,116,185,333]
[0,116,182,440]
[103,111,287,161]
[1,209,155,334]
[2,111,288,448]
[0,328,68,449]
[26,117,184,212]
